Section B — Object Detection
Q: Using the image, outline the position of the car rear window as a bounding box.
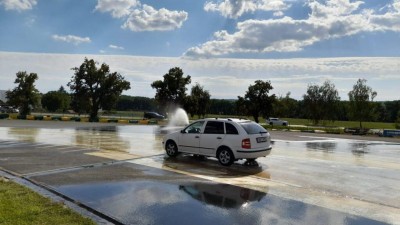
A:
[239,122,267,134]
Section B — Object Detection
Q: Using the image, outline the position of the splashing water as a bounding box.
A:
[168,108,189,127]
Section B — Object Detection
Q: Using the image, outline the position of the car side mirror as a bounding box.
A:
[180,130,185,133]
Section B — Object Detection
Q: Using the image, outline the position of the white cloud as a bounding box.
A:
[109,44,124,50]
[185,0,400,58]
[0,0,36,11]
[1,52,399,101]
[95,0,140,18]
[204,0,290,19]
[52,34,91,45]
[95,0,188,32]
[368,0,400,32]
[122,5,188,32]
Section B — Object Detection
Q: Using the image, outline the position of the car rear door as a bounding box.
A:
[199,121,225,156]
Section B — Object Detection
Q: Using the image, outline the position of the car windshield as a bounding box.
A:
[239,122,267,134]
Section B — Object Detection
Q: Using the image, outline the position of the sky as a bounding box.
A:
[0,0,399,101]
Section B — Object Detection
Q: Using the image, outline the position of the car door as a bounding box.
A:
[178,121,205,154]
[199,121,225,156]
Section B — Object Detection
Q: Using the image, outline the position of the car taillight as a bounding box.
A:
[242,138,251,149]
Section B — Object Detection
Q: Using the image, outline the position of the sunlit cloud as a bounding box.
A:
[109,44,124,50]
[185,0,400,58]
[95,0,140,18]
[204,0,290,19]
[0,0,37,11]
[1,52,399,101]
[52,34,91,45]
[95,0,188,32]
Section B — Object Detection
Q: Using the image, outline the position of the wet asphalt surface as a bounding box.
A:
[0,120,399,225]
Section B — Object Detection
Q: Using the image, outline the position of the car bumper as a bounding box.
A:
[234,146,272,159]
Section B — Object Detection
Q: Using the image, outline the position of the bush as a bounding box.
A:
[89,118,99,122]
[70,117,81,122]
[17,115,26,120]
[34,115,44,120]
[0,114,9,119]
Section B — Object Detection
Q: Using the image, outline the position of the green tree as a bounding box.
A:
[209,99,236,115]
[239,80,275,123]
[151,67,191,113]
[273,92,299,118]
[236,96,248,117]
[395,111,400,129]
[41,86,71,112]
[348,78,377,128]
[186,83,211,118]
[116,95,156,111]
[6,71,40,116]
[68,58,131,121]
[303,80,340,125]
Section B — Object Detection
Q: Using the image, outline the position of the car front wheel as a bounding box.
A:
[165,141,179,157]
[217,148,234,166]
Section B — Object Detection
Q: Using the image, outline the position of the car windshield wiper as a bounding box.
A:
[259,131,268,134]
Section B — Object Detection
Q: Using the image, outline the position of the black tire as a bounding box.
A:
[165,140,179,157]
[282,123,287,126]
[217,147,234,166]
[269,122,273,126]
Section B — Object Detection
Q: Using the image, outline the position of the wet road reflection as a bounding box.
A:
[1,124,400,224]
[33,163,389,225]
[0,125,163,155]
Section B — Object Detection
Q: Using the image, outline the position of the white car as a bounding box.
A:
[162,118,272,166]
[266,117,288,126]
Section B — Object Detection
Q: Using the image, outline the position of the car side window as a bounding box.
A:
[225,123,238,135]
[183,121,205,133]
[204,121,224,134]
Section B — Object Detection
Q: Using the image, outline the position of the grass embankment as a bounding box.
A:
[0,178,95,225]
[283,118,396,129]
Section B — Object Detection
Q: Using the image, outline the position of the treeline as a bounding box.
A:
[114,95,400,123]
[3,59,399,126]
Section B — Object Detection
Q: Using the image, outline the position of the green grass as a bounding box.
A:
[282,118,396,129]
[0,179,95,225]
[33,110,398,130]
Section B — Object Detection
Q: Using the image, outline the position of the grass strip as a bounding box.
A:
[0,178,95,225]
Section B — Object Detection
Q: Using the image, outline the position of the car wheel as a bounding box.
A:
[217,147,234,166]
[165,141,179,157]
[283,123,287,126]
[269,122,273,126]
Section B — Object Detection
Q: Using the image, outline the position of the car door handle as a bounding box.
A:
[195,136,200,138]
[217,137,222,139]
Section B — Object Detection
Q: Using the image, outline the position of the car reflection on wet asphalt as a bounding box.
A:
[29,162,389,225]
[0,123,399,225]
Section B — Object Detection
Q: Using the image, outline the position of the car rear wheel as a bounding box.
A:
[217,148,234,166]
[165,141,179,157]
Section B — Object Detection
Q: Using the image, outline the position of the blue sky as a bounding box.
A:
[0,0,399,100]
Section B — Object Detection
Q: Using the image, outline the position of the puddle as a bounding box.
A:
[0,125,164,155]
[35,163,389,225]
[271,138,400,159]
